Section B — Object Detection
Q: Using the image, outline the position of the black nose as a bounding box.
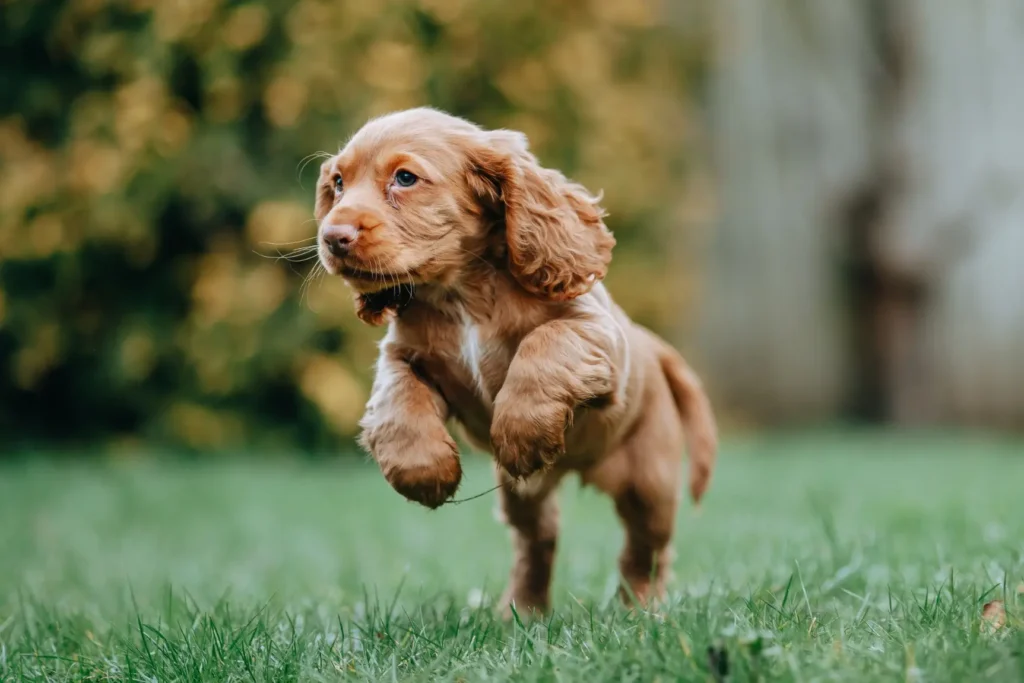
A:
[322,224,358,257]
[324,233,351,257]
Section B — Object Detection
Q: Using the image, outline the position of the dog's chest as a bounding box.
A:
[406,303,515,447]
[454,310,510,406]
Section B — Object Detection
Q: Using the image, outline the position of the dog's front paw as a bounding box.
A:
[383,456,462,509]
[367,426,462,508]
[490,401,569,480]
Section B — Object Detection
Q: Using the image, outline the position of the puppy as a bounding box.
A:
[313,108,717,611]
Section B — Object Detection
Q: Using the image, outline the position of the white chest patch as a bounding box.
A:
[459,312,493,405]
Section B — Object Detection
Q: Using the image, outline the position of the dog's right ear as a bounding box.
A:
[464,130,615,302]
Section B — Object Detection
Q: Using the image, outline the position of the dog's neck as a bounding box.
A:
[356,259,500,327]
[415,263,499,321]
[356,227,508,326]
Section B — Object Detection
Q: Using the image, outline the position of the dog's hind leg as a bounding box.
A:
[584,385,685,607]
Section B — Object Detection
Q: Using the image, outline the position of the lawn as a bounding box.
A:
[1,431,1022,681]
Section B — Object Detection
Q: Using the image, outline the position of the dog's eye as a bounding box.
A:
[333,176,344,192]
[394,170,417,187]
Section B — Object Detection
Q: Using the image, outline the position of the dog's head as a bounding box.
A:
[314,108,615,324]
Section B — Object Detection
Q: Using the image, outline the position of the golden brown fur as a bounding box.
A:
[313,108,718,611]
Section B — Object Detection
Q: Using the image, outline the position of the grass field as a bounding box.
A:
[1,431,1022,681]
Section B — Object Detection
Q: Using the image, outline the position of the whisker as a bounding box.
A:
[311,263,326,308]
[298,268,311,306]
[297,151,335,186]
[382,254,401,291]
[253,244,321,264]
[299,262,323,309]
[268,245,319,255]
[309,263,327,312]
[258,236,318,247]
[384,255,398,290]
[304,265,318,308]
[284,253,321,263]
[381,253,416,304]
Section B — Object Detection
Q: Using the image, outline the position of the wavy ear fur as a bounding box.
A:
[467,130,615,301]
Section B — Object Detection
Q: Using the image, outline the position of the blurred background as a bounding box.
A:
[2,0,1022,454]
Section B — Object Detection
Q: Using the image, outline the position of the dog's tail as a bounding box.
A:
[656,340,718,504]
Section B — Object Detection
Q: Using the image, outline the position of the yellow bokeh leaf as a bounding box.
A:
[192,249,239,326]
[222,4,270,51]
[359,42,426,93]
[246,200,313,248]
[496,60,552,107]
[13,324,61,390]
[418,0,468,24]
[589,0,657,28]
[156,108,193,157]
[263,76,309,128]
[297,354,366,434]
[166,402,244,449]
[153,0,219,43]
[27,214,67,259]
[205,77,245,123]
[120,329,157,382]
[67,140,125,195]
[306,278,357,325]
[234,263,289,323]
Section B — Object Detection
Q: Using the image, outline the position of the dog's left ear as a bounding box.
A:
[465,130,615,301]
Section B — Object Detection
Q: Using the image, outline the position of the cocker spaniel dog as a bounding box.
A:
[313,108,717,611]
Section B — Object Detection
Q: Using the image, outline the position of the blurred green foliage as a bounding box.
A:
[0,0,712,451]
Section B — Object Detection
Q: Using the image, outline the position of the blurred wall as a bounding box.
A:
[885,0,1024,427]
[699,0,873,424]
[700,0,1024,429]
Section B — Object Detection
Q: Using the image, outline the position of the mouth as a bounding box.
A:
[340,266,392,281]
[319,250,408,286]
[334,262,418,297]
[339,265,415,290]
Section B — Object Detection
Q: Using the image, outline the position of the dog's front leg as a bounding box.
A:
[360,342,461,508]
[490,317,618,479]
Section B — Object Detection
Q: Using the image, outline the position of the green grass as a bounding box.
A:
[1,431,1022,681]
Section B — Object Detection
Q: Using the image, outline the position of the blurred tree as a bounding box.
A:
[0,0,712,452]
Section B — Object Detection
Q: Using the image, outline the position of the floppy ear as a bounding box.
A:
[467,130,615,301]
